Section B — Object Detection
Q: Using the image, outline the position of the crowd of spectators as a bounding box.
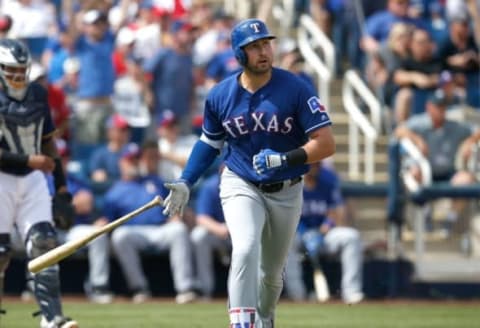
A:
[2,0,480,304]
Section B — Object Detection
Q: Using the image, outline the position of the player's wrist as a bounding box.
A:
[0,150,29,169]
[284,148,307,167]
[177,178,192,189]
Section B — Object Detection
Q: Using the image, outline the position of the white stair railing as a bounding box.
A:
[342,70,382,184]
[296,14,335,110]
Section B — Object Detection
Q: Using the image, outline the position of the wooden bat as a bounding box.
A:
[28,196,163,274]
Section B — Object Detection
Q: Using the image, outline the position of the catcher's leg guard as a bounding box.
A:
[25,222,63,322]
[0,233,11,315]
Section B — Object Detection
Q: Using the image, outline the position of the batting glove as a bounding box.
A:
[252,148,287,175]
[163,180,190,217]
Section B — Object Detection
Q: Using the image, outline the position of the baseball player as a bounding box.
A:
[162,18,335,328]
[284,162,364,304]
[0,39,78,327]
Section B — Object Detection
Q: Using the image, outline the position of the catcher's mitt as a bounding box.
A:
[52,192,75,230]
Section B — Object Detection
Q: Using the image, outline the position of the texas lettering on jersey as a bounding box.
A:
[222,112,293,138]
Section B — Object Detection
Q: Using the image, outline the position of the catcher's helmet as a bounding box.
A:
[0,38,31,100]
[0,39,31,100]
[231,18,275,66]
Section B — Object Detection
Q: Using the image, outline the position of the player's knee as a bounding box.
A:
[190,226,209,245]
[170,221,189,237]
[0,233,11,274]
[111,226,130,246]
[25,222,58,259]
[232,243,257,264]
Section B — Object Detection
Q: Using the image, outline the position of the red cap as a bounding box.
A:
[106,113,129,129]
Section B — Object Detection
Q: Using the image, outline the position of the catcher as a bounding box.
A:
[0,39,78,328]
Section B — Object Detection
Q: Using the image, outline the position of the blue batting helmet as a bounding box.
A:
[231,18,276,66]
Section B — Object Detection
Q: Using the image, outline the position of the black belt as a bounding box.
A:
[251,177,302,193]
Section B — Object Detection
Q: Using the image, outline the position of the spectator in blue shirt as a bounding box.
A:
[204,31,241,89]
[89,113,132,189]
[284,162,364,304]
[65,6,120,147]
[107,141,198,304]
[190,167,231,299]
[361,0,428,56]
[143,19,195,134]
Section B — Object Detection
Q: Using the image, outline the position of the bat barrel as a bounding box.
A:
[27,196,163,273]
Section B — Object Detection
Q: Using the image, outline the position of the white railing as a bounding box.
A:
[271,0,296,36]
[342,70,382,184]
[297,14,335,110]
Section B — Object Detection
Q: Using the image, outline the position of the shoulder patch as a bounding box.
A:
[307,96,326,113]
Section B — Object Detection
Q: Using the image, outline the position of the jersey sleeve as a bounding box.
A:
[202,94,226,142]
[296,80,332,135]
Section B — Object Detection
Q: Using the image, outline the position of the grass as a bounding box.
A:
[1,298,479,328]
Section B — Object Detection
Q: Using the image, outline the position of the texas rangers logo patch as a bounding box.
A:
[307,96,326,113]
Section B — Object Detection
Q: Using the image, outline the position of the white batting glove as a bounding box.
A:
[162,180,190,217]
[253,148,287,175]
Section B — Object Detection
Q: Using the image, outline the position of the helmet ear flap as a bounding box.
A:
[234,47,246,66]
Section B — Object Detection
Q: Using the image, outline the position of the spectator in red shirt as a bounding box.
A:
[112,27,136,77]
[29,62,71,140]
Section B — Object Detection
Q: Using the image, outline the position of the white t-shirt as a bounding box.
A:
[158,134,198,182]
[3,0,55,38]
[112,76,151,127]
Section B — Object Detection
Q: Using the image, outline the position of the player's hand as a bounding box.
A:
[252,148,286,175]
[163,180,190,217]
[28,154,55,172]
[52,191,75,230]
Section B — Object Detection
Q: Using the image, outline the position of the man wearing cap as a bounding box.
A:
[89,113,132,189]
[104,141,198,304]
[390,88,480,235]
[142,19,195,134]
[29,62,71,140]
[64,3,125,153]
[156,110,198,183]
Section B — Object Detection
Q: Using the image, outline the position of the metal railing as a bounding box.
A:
[342,70,382,183]
[296,14,335,110]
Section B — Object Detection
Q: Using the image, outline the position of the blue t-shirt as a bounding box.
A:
[102,175,169,225]
[202,67,332,184]
[365,11,428,43]
[195,174,224,223]
[75,31,115,98]
[143,48,194,121]
[206,49,241,82]
[298,167,343,233]
[88,144,133,182]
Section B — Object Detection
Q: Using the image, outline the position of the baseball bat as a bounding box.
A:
[28,196,163,274]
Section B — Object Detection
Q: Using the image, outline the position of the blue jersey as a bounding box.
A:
[195,174,224,223]
[298,167,343,233]
[102,175,169,225]
[0,83,56,175]
[206,49,242,82]
[203,67,331,183]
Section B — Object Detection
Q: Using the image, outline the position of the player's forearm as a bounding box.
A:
[303,126,335,164]
[180,139,220,186]
[0,150,29,169]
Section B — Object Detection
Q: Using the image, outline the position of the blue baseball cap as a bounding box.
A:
[120,143,140,160]
[170,19,193,33]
